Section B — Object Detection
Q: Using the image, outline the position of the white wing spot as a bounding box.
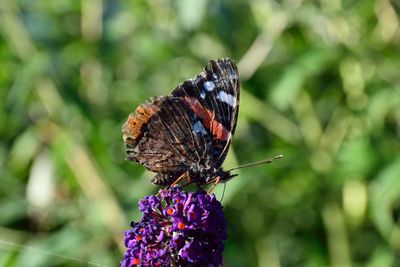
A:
[193,121,208,135]
[203,81,215,91]
[200,90,206,99]
[217,91,236,107]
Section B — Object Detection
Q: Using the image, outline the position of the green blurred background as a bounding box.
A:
[1,0,400,266]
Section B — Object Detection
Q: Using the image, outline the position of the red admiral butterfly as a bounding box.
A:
[122,58,240,187]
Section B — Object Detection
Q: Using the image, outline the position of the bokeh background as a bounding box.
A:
[1,0,400,266]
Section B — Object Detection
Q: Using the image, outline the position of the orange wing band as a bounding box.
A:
[122,104,158,141]
[182,97,231,141]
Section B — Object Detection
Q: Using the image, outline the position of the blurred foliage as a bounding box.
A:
[0,0,400,266]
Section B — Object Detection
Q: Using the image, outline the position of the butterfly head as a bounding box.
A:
[200,168,237,184]
[219,169,238,183]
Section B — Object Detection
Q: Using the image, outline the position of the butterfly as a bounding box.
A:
[122,58,240,188]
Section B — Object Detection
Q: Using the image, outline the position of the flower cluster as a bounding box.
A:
[121,186,227,267]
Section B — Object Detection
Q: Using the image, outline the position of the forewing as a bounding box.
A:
[171,58,240,166]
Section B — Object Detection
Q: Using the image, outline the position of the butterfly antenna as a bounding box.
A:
[219,183,227,202]
[228,155,283,172]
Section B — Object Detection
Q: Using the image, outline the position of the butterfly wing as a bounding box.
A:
[122,96,215,182]
[122,58,239,185]
[171,58,240,167]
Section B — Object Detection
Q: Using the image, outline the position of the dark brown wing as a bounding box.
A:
[171,58,240,166]
[122,96,214,177]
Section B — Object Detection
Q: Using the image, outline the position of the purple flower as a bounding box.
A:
[121,186,227,267]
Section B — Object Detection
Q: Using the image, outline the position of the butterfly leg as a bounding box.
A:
[170,171,189,187]
[207,176,221,194]
[156,172,189,196]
